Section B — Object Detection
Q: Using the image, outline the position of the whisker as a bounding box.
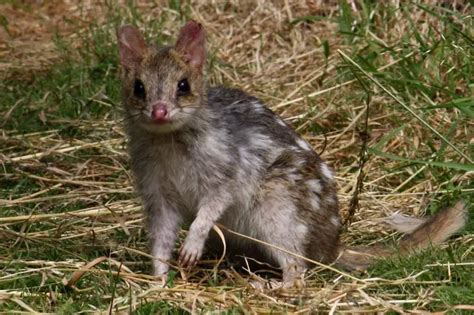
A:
[117,112,142,124]
[170,110,208,122]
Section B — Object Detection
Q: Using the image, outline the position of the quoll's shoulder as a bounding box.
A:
[207,86,303,148]
[207,86,262,114]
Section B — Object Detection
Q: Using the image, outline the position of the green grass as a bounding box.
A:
[0,1,472,313]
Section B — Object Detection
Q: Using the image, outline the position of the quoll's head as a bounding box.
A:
[117,21,206,133]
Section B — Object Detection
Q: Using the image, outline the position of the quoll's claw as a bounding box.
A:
[178,237,204,267]
[151,270,168,288]
[154,274,168,287]
[161,274,168,286]
[178,248,196,266]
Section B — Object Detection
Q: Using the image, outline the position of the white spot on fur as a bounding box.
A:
[291,156,306,168]
[276,118,286,127]
[320,163,333,180]
[248,132,273,149]
[294,222,308,238]
[306,179,322,194]
[252,101,265,113]
[247,131,283,162]
[290,145,301,152]
[330,216,341,227]
[327,196,337,205]
[296,138,312,151]
[238,147,255,170]
[287,172,302,182]
[202,131,231,165]
[309,195,320,210]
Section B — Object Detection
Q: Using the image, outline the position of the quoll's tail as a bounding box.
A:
[336,201,469,271]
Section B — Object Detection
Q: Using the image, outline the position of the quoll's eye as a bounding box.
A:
[177,78,190,97]
[133,79,146,100]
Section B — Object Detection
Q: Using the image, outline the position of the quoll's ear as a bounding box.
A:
[175,21,206,69]
[117,25,147,70]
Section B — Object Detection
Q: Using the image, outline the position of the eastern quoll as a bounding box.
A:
[117,21,468,287]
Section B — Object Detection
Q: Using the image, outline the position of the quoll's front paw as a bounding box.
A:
[153,259,170,275]
[178,236,205,267]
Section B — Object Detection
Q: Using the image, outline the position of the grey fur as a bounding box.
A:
[117,22,340,286]
[118,21,467,287]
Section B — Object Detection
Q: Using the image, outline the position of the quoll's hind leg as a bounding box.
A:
[246,182,310,288]
[249,232,307,288]
[248,255,306,290]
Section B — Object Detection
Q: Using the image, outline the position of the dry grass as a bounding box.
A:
[0,0,472,313]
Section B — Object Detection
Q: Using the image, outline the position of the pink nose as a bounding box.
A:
[151,103,168,123]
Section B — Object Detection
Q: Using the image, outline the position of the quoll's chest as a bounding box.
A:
[159,148,204,207]
[130,138,197,208]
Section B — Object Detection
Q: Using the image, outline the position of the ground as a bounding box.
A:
[0,1,473,313]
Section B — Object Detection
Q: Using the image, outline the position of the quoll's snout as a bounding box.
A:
[151,102,169,123]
